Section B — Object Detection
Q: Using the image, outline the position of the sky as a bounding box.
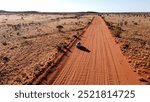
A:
[0,0,149,12]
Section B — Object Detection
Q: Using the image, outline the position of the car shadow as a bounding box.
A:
[77,45,90,53]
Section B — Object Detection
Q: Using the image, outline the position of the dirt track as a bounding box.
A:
[46,16,140,85]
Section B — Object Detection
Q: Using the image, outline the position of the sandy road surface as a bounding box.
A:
[47,16,139,85]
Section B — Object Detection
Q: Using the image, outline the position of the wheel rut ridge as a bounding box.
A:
[86,23,97,84]
[80,26,94,85]
[101,23,120,84]
[103,30,119,84]
[53,49,83,84]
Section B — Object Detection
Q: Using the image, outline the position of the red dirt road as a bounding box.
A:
[49,16,139,85]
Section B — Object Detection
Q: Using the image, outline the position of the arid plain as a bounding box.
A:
[0,12,149,85]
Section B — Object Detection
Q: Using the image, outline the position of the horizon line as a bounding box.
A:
[0,10,150,13]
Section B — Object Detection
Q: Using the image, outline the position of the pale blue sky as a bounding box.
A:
[0,0,149,12]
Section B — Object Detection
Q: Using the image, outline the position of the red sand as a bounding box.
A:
[46,16,139,85]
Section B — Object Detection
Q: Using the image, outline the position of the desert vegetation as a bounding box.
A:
[0,12,93,84]
[102,13,150,84]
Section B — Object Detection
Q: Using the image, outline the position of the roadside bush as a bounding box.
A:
[113,26,122,38]
[2,42,7,46]
[124,21,128,25]
[73,35,78,39]
[101,16,105,19]
[104,20,123,38]
[120,22,123,26]
[56,25,64,32]
[106,21,114,30]
[122,43,129,49]
[17,32,20,36]
[56,45,62,52]
[88,21,91,25]
[134,22,138,25]
[2,56,10,64]
[62,42,67,49]
[65,36,71,40]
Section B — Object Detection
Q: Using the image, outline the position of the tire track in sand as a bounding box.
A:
[50,16,139,85]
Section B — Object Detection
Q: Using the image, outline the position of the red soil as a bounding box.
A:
[45,16,140,85]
